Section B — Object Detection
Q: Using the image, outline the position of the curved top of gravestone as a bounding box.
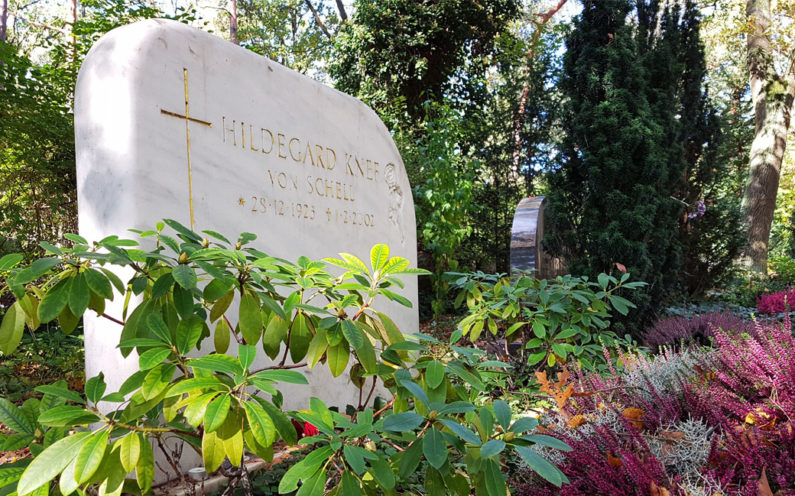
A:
[510,196,545,273]
[75,19,418,409]
[75,18,415,271]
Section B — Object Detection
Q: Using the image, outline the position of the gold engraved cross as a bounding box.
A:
[160,68,212,230]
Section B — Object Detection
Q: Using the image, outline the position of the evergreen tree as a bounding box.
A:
[547,0,687,334]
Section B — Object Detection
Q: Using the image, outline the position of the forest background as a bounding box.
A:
[2,0,794,338]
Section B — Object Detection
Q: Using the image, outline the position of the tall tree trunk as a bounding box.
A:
[71,0,78,63]
[741,0,795,272]
[230,0,238,45]
[1,0,8,42]
[335,0,347,21]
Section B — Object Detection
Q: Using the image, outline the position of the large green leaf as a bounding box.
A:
[340,471,363,496]
[289,313,312,362]
[258,400,297,446]
[176,315,204,355]
[68,273,90,317]
[17,432,90,495]
[37,277,70,323]
[384,412,423,432]
[239,292,263,345]
[396,437,423,479]
[242,401,276,448]
[38,405,98,427]
[214,319,231,354]
[203,394,231,433]
[278,446,332,493]
[368,453,395,489]
[422,428,447,469]
[480,439,506,459]
[295,468,326,496]
[189,354,243,375]
[74,430,109,483]
[370,244,389,272]
[84,373,107,404]
[492,400,511,430]
[136,433,154,493]
[118,433,141,473]
[0,302,26,355]
[262,313,288,359]
[84,268,113,300]
[202,430,226,473]
[252,370,308,385]
[138,348,171,370]
[0,398,35,435]
[172,264,197,290]
[515,445,564,487]
[483,458,507,496]
[141,364,176,400]
[424,360,445,389]
[327,342,349,377]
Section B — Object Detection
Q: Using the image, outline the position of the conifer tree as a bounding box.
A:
[547,0,691,333]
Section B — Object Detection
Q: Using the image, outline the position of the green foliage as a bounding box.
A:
[331,0,519,122]
[233,0,338,75]
[546,0,727,334]
[452,271,646,372]
[401,103,476,318]
[0,221,569,495]
[0,42,76,259]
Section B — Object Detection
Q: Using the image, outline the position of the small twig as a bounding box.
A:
[373,395,396,418]
[99,313,124,326]
[382,439,404,452]
[223,315,244,345]
[361,377,377,408]
[249,362,307,374]
[405,420,432,449]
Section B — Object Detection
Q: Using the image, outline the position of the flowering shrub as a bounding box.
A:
[756,287,795,314]
[513,314,795,495]
[643,311,754,350]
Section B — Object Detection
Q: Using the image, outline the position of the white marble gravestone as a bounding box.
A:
[74,19,418,412]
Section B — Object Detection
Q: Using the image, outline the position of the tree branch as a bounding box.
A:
[304,0,332,39]
[334,0,347,21]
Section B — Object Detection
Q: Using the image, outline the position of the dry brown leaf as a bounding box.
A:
[758,467,774,496]
[659,430,685,440]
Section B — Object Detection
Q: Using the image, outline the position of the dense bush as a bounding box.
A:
[452,270,645,373]
[756,287,795,314]
[0,221,570,495]
[513,315,795,495]
[643,311,754,350]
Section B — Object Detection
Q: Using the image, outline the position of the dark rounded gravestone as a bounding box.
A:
[509,196,565,278]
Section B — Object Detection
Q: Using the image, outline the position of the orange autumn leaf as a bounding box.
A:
[606,451,622,468]
[622,407,645,430]
[567,415,587,429]
[535,370,575,409]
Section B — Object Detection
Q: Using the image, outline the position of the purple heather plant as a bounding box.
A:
[512,314,795,494]
[756,287,795,314]
[643,311,754,351]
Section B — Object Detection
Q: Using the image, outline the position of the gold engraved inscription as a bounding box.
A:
[159,68,212,230]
